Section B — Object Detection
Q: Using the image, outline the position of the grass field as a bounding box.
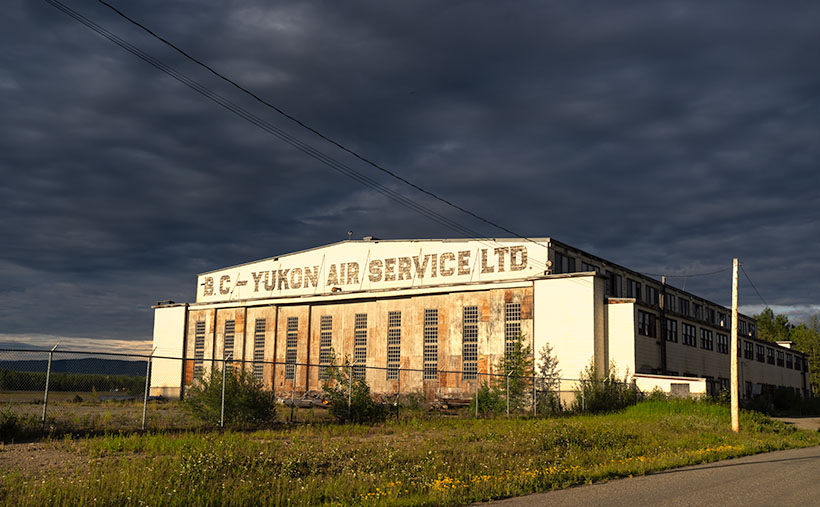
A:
[1,400,819,506]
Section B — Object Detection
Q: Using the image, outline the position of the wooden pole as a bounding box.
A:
[731,259,740,432]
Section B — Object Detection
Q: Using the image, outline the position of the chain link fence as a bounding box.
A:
[0,347,637,435]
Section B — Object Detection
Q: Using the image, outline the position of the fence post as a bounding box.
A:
[142,347,157,431]
[290,364,297,423]
[438,368,444,417]
[347,364,352,421]
[396,367,401,420]
[41,342,59,431]
[532,372,536,416]
[475,373,479,418]
[506,372,512,417]
[221,353,232,428]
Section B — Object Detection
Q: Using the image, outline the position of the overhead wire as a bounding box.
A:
[44,0,555,273]
[740,264,769,308]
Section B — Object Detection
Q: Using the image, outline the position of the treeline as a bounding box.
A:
[756,309,820,395]
[0,368,145,395]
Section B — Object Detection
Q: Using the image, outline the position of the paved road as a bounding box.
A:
[484,445,820,507]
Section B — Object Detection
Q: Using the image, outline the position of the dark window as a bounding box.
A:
[606,272,623,297]
[786,353,793,369]
[739,321,747,335]
[285,317,298,379]
[795,357,802,371]
[678,299,690,316]
[581,262,600,273]
[645,286,659,306]
[319,316,332,380]
[505,303,522,356]
[717,333,728,354]
[353,313,367,379]
[755,344,765,363]
[777,350,784,367]
[638,311,656,337]
[693,304,703,321]
[705,308,715,325]
[718,312,727,328]
[462,306,479,380]
[627,279,642,300]
[700,329,713,351]
[423,309,438,380]
[744,341,754,360]
[682,323,697,347]
[554,252,575,274]
[663,293,675,311]
[253,319,266,381]
[386,311,401,380]
[665,319,678,342]
[749,323,756,338]
[766,347,775,365]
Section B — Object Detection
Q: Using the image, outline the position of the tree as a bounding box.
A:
[535,342,562,414]
[321,352,388,423]
[756,307,791,343]
[572,361,636,414]
[493,333,533,412]
[183,367,276,427]
[789,322,820,395]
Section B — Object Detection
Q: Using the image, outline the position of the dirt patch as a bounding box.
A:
[0,442,96,479]
[774,417,820,432]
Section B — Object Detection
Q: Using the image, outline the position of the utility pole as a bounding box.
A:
[731,259,739,432]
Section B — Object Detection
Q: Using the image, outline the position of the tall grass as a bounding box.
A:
[1,400,818,506]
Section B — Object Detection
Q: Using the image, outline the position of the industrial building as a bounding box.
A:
[150,238,810,402]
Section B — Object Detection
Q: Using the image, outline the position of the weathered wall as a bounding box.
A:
[149,305,187,398]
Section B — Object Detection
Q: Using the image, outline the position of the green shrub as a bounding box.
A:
[0,406,39,442]
[572,361,637,414]
[321,358,388,424]
[468,383,507,416]
[183,367,276,427]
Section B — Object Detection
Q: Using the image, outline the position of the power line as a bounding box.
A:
[43,0,554,274]
[740,264,769,308]
[641,266,733,279]
[96,0,546,250]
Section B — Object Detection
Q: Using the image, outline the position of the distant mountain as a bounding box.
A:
[0,358,146,377]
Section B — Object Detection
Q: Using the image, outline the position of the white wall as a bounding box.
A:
[607,300,636,376]
[150,305,187,398]
[533,275,597,387]
[634,373,707,397]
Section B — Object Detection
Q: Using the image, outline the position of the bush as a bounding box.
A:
[0,406,39,442]
[183,367,276,427]
[468,383,507,416]
[572,361,637,414]
[321,359,388,424]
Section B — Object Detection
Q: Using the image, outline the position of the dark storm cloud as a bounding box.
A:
[1,0,819,347]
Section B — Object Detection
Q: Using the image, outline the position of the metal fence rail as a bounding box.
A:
[0,347,636,434]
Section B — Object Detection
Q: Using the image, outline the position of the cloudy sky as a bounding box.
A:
[2,1,818,353]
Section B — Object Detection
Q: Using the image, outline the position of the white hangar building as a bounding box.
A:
[150,238,811,401]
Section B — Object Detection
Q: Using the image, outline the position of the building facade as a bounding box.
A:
[150,238,810,401]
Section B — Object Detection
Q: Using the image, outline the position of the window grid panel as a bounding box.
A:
[285,317,298,380]
[717,333,728,354]
[462,306,479,380]
[387,311,401,380]
[700,329,713,351]
[319,315,333,379]
[193,321,206,380]
[424,309,438,380]
[353,313,367,379]
[505,303,521,357]
[223,320,236,373]
[253,319,266,380]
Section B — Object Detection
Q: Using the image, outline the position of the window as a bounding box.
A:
[285,317,298,380]
[693,304,703,321]
[505,303,522,356]
[700,329,713,351]
[786,353,793,369]
[755,344,765,363]
[553,252,576,274]
[193,321,206,380]
[749,323,756,338]
[319,316,332,380]
[744,341,754,360]
[645,286,659,306]
[423,309,438,380]
[253,319,266,381]
[766,347,775,365]
[223,320,235,372]
[745,381,752,399]
[386,311,401,380]
[581,262,600,274]
[739,321,747,335]
[777,350,784,367]
[638,311,656,337]
[663,293,675,311]
[678,299,690,316]
[606,272,623,297]
[462,306,479,380]
[626,279,641,300]
[353,313,367,379]
[795,357,802,371]
[737,338,741,357]
[665,319,678,342]
[717,333,728,354]
[682,323,697,347]
[719,378,730,393]
[705,308,715,325]
[718,312,727,328]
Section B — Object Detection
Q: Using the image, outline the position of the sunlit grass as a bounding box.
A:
[1,400,818,506]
